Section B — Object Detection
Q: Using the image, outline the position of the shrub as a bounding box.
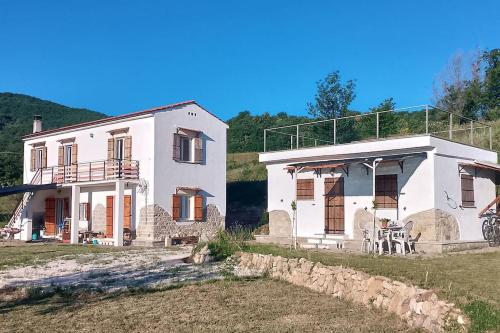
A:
[207,230,242,261]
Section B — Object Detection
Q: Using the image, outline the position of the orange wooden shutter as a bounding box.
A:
[107,138,114,160]
[42,146,47,168]
[86,202,91,222]
[44,198,56,235]
[106,196,114,237]
[172,194,181,220]
[173,134,181,161]
[124,136,132,160]
[194,195,203,221]
[71,143,78,164]
[30,149,36,171]
[58,146,64,167]
[124,195,131,229]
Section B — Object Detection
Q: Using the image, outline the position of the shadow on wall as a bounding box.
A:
[226,180,267,230]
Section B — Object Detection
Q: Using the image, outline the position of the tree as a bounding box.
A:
[308,71,356,119]
[482,49,500,120]
[307,71,356,143]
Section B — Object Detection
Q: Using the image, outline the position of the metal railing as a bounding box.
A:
[38,159,140,184]
[263,104,493,152]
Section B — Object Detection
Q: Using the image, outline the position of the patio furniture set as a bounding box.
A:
[361,220,421,255]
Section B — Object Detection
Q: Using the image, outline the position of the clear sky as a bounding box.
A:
[0,1,498,119]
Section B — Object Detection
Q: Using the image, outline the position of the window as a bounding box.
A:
[172,193,204,221]
[180,195,191,219]
[461,174,475,207]
[79,203,89,221]
[180,136,191,162]
[64,145,72,166]
[173,130,204,163]
[297,179,314,200]
[115,138,125,160]
[375,175,398,208]
[35,148,43,170]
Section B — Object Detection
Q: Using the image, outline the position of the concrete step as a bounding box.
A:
[300,244,318,249]
[321,239,339,245]
[306,238,322,244]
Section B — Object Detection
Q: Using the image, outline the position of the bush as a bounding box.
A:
[207,230,242,261]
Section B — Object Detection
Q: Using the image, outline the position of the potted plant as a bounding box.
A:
[380,218,390,229]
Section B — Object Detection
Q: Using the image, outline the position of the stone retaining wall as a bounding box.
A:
[234,252,468,332]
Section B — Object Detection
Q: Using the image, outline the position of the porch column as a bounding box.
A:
[70,185,80,244]
[114,180,124,246]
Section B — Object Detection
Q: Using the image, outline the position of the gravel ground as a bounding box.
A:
[0,247,222,292]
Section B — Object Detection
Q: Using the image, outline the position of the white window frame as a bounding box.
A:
[35,148,43,170]
[179,194,194,221]
[115,138,125,161]
[79,203,89,221]
[64,145,72,166]
[179,136,192,162]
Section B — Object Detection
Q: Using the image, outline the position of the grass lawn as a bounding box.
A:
[0,279,416,333]
[0,243,135,271]
[244,243,500,332]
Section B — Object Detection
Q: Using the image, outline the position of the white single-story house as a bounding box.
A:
[259,112,499,253]
[8,100,228,246]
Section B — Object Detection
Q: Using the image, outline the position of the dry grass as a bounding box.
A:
[245,244,500,306]
[0,279,417,333]
[244,244,500,332]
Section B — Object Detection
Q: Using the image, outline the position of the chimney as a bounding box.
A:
[33,115,42,133]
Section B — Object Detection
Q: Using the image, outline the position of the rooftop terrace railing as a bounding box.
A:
[263,105,493,152]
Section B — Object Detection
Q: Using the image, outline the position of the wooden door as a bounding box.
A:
[45,198,56,236]
[324,177,344,234]
[124,195,132,229]
[106,196,114,237]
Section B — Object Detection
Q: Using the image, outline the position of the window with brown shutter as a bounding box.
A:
[375,175,398,208]
[30,149,36,171]
[172,194,181,220]
[297,179,314,200]
[194,137,203,163]
[194,195,204,221]
[173,133,181,161]
[461,174,475,207]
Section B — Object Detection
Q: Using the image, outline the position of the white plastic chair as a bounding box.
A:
[392,221,414,255]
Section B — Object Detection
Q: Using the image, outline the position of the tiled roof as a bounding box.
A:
[23,100,226,139]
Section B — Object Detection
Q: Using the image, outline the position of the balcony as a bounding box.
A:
[36,159,140,185]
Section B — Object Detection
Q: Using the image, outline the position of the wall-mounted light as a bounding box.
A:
[90,133,94,138]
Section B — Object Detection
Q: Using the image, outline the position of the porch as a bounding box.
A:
[24,179,140,246]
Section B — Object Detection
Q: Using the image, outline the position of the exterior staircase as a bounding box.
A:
[298,234,345,250]
[6,170,42,229]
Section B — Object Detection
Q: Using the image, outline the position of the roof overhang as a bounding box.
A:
[285,151,428,172]
[0,183,57,197]
[459,160,500,185]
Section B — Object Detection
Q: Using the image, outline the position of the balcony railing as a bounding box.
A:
[263,104,494,152]
[37,159,139,184]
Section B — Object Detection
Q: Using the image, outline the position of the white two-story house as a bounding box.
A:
[10,100,228,246]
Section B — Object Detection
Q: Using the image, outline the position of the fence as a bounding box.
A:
[263,105,493,152]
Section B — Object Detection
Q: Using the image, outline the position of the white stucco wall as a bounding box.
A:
[153,104,228,217]
[266,154,434,239]
[432,138,497,241]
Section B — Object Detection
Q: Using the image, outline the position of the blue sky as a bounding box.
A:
[0,1,498,119]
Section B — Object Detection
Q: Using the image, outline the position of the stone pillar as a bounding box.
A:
[70,185,80,244]
[114,180,124,246]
